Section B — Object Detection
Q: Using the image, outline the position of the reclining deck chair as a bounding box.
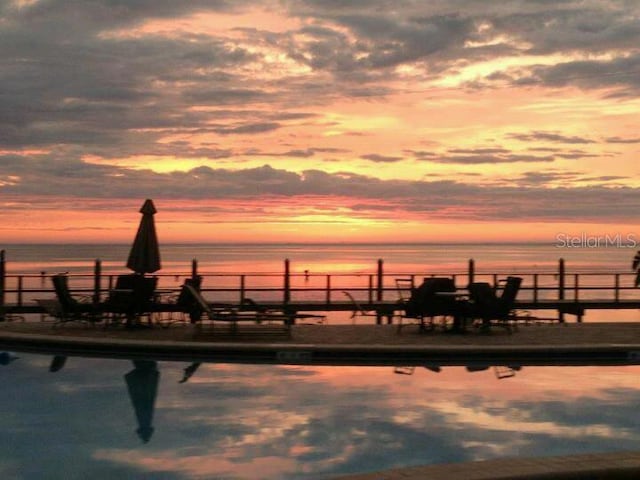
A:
[49,274,101,325]
[158,276,203,326]
[469,276,522,333]
[182,284,292,336]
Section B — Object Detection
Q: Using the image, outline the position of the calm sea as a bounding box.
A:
[2,242,637,274]
[1,243,640,479]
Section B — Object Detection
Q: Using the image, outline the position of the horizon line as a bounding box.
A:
[0,240,608,246]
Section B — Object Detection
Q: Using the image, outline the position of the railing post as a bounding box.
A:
[558,258,565,300]
[558,258,565,322]
[376,259,384,324]
[326,275,331,304]
[191,258,198,281]
[93,259,101,305]
[284,258,290,305]
[574,273,579,301]
[17,275,23,307]
[368,275,373,304]
[40,271,46,322]
[240,275,246,303]
[615,273,620,302]
[376,259,383,302]
[468,258,474,287]
[533,273,538,304]
[0,250,5,319]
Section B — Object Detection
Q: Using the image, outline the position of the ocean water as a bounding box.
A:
[2,243,640,479]
[3,242,637,274]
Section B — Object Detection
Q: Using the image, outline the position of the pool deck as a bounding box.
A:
[1,320,640,366]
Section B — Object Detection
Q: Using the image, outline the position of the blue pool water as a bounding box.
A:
[2,354,640,479]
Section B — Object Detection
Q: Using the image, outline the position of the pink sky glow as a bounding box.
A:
[1,1,639,243]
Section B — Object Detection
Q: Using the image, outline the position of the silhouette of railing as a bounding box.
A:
[1,254,638,322]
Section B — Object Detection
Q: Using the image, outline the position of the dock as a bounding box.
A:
[2,321,640,366]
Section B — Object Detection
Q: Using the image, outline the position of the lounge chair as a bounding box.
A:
[182,284,292,336]
[468,276,522,332]
[343,291,379,323]
[48,274,102,325]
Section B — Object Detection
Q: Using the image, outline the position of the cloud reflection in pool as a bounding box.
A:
[1,355,640,479]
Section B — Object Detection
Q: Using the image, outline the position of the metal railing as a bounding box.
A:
[1,256,638,309]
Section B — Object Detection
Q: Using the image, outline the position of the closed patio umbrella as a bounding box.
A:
[126,199,161,274]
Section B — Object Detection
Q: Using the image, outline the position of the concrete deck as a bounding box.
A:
[332,450,640,480]
[1,320,640,366]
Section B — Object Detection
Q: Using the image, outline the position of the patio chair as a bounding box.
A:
[171,277,205,324]
[395,277,414,303]
[49,274,101,325]
[157,276,203,326]
[104,274,158,326]
[399,277,457,332]
[468,276,522,332]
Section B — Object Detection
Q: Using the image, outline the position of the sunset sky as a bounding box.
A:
[1,0,639,243]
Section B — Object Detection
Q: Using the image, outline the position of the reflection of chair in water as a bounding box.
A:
[0,352,19,365]
[468,276,522,332]
[105,274,158,326]
[466,365,521,379]
[48,274,101,325]
[179,362,201,383]
[125,360,159,443]
[399,277,457,331]
[49,355,67,372]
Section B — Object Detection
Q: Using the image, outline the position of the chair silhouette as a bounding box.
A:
[182,284,293,336]
[469,276,522,332]
[395,278,414,303]
[343,291,379,323]
[105,274,158,326]
[400,277,457,331]
[171,276,203,324]
[50,274,100,324]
